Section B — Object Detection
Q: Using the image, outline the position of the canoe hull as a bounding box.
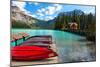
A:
[12,46,58,61]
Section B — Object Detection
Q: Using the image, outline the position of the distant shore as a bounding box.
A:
[63,29,96,42]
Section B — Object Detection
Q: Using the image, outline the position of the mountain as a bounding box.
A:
[11,6,85,29]
[35,9,85,29]
[34,19,55,29]
[58,9,84,16]
[11,6,45,29]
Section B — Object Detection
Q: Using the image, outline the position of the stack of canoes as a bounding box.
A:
[12,46,58,61]
[11,33,58,61]
[20,35,52,47]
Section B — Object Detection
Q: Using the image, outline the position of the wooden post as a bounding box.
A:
[15,39,17,46]
[23,36,25,41]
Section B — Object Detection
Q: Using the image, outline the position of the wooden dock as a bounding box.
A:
[11,40,59,66]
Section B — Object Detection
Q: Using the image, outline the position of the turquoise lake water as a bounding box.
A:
[11,29,96,63]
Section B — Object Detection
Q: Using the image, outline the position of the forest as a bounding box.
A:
[54,10,96,41]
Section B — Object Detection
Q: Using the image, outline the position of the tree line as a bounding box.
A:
[54,10,96,41]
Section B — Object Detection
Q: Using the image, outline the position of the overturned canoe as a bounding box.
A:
[19,35,53,47]
[20,42,51,47]
[26,36,52,44]
[12,46,58,61]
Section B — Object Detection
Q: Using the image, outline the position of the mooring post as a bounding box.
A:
[15,39,17,46]
[23,36,25,41]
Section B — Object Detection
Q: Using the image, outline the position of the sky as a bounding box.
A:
[12,1,95,21]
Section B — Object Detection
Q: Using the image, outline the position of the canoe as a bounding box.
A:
[32,35,52,38]
[12,46,58,61]
[19,35,53,47]
[23,40,52,44]
[28,35,52,41]
[19,36,52,47]
[20,42,51,47]
[26,36,52,44]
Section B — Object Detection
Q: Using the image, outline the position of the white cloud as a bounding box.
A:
[12,1,32,16]
[12,1,26,11]
[45,9,49,15]
[37,8,46,17]
[46,6,56,15]
[45,16,54,21]
[40,4,62,15]
[12,1,62,21]
[37,12,44,17]
[28,2,39,6]
[28,2,33,5]
[39,13,44,17]
[87,9,95,14]
[54,4,62,11]
[34,2,39,5]
[37,9,42,13]
[41,8,45,12]
[36,4,62,15]
[37,8,46,14]
[35,4,62,20]
[46,4,62,15]
[30,14,37,17]
[47,16,54,19]
[36,9,46,17]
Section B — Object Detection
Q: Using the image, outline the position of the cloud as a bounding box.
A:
[84,8,95,14]
[12,1,26,11]
[54,4,62,11]
[37,9,42,13]
[12,1,33,17]
[35,4,62,20]
[28,2,39,6]
[29,14,36,17]
[41,8,45,12]
[28,2,33,5]
[12,1,62,21]
[46,6,55,15]
[36,4,62,16]
[37,12,44,17]
[87,8,95,14]
[34,2,39,5]
[45,4,62,15]
[12,1,41,19]
[37,8,46,14]
[45,16,54,21]
[36,9,46,18]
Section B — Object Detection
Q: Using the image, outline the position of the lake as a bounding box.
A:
[11,29,96,63]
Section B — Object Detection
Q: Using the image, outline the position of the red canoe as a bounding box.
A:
[12,46,58,61]
[26,36,52,44]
